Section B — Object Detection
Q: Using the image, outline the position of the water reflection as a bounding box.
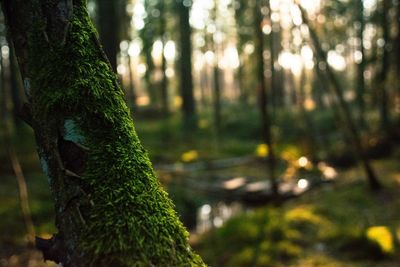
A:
[197,202,243,233]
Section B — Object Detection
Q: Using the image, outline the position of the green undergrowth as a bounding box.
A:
[194,159,400,266]
[0,173,55,246]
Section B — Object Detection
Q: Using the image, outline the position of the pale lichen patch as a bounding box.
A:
[40,156,51,183]
[23,78,31,97]
[63,119,86,144]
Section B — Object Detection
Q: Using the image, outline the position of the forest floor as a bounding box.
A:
[0,157,399,266]
[0,110,399,266]
[193,157,400,267]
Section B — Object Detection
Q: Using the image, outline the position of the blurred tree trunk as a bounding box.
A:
[299,67,315,157]
[356,0,366,127]
[127,54,137,110]
[9,44,25,127]
[299,4,382,191]
[212,1,222,135]
[254,0,278,196]
[1,1,205,266]
[177,0,196,129]
[121,1,136,110]
[378,0,391,130]
[237,57,247,104]
[234,0,249,105]
[159,1,169,116]
[96,0,121,71]
[140,1,157,107]
[312,61,325,110]
[144,43,157,106]
[396,0,400,104]
[397,1,400,79]
[271,21,284,109]
[267,0,276,111]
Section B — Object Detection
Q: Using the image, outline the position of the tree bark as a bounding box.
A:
[212,1,222,136]
[378,0,390,130]
[1,1,205,266]
[254,0,278,196]
[177,0,196,130]
[159,0,169,116]
[96,0,121,71]
[355,0,366,127]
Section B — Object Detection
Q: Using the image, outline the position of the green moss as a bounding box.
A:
[28,3,204,266]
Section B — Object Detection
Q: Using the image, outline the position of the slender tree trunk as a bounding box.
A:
[312,61,325,110]
[397,1,400,79]
[396,0,400,105]
[272,22,284,109]
[378,0,391,130]
[356,0,366,127]
[177,0,196,130]
[254,0,278,196]
[1,1,205,266]
[267,0,276,113]
[9,44,25,127]
[144,43,157,106]
[299,4,382,191]
[159,1,169,116]
[212,1,222,135]
[97,0,120,71]
[127,54,137,110]
[237,57,248,104]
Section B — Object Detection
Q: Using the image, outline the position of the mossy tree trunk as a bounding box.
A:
[1,1,205,266]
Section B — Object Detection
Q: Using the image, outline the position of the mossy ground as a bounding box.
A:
[193,157,400,266]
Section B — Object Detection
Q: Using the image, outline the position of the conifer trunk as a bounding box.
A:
[254,0,278,196]
[1,1,205,266]
[177,0,196,129]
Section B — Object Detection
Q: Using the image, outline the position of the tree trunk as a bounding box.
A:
[9,44,25,127]
[396,0,400,104]
[212,1,222,136]
[126,54,137,110]
[177,0,196,130]
[159,0,169,116]
[96,0,120,71]
[254,0,278,196]
[299,4,382,191]
[378,0,390,130]
[1,1,205,266]
[356,0,366,127]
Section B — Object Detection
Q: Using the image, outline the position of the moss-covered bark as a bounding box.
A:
[1,0,205,266]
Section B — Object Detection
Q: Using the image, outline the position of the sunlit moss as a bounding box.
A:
[228,247,254,266]
[181,150,199,162]
[285,206,324,225]
[255,143,268,157]
[280,145,302,161]
[198,119,209,129]
[366,226,394,254]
